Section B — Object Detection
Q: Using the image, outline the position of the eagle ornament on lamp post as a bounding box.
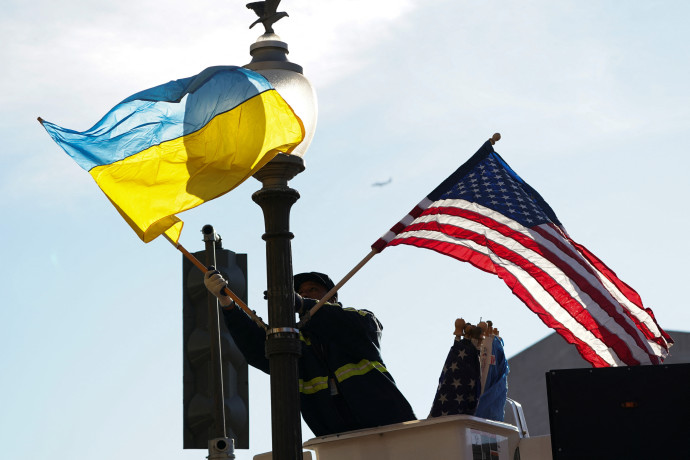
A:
[247,0,289,34]
[244,2,318,459]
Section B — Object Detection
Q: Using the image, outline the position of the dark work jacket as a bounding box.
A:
[222,300,416,436]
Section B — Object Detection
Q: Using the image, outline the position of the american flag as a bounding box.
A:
[372,140,672,367]
[429,337,481,417]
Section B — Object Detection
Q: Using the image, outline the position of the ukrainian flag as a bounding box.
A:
[40,66,304,243]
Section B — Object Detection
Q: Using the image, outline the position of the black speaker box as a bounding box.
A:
[546,363,690,460]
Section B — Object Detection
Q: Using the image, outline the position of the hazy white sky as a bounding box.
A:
[2,1,690,459]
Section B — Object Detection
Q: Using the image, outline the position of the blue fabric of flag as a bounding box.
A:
[475,336,509,421]
[428,142,561,227]
[42,66,273,171]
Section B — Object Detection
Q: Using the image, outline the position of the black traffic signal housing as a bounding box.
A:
[183,247,249,449]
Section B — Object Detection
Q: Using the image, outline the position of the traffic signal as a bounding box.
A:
[183,246,249,449]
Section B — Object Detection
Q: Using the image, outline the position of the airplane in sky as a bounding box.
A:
[372,177,392,187]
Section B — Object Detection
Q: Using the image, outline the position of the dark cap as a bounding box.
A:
[294,272,337,301]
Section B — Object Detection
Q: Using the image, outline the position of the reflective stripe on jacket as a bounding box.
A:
[299,359,388,394]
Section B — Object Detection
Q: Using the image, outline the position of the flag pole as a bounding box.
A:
[297,248,379,328]
[165,233,269,331]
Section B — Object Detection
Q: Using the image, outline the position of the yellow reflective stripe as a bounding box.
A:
[335,359,387,383]
[299,376,329,395]
[299,333,311,346]
[343,307,369,317]
[298,360,387,395]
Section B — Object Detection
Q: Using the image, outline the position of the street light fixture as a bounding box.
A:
[245,33,318,158]
[244,10,318,460]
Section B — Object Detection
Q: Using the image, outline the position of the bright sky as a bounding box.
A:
[2,1,689,459]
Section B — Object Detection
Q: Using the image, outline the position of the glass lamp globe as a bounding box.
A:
[245,34,318,159]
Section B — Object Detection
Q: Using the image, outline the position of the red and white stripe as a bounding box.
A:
[377,198,672,367]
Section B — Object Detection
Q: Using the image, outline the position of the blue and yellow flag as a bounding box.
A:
[40,66,304,243]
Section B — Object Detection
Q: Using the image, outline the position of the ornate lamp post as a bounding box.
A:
[244,3,318,459]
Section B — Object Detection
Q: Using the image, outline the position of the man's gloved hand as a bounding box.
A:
[295,293,319,316]
[204,268,234,307]
[261,291,312,315]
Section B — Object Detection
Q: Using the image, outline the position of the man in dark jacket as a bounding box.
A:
[204,270,416,436]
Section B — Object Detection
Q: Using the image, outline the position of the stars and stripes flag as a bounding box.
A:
[372,139,672,367]
[429,337,481,417]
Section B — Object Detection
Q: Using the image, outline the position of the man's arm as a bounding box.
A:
[205,270,270,373]
[221,307,270,373]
